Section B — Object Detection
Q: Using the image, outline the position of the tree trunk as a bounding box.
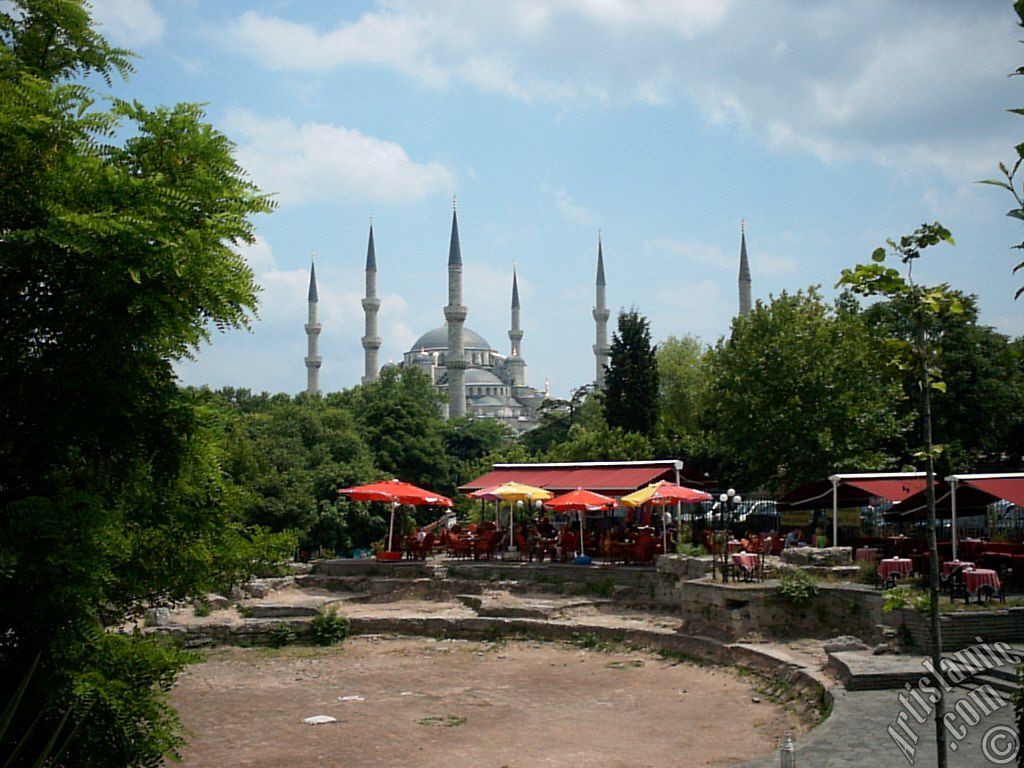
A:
[920,322,947,768]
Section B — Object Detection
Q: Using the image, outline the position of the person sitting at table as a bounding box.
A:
[537,516,556,539]
[784,528,804,549]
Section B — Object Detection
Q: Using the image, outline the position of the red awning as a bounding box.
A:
[460,464,677,498]
[843,478,928,503]
[777,476,928,511]
[962,478,1024,507]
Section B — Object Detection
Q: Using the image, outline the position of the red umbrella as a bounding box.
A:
[544,488,616,557]
[338,479,453,552]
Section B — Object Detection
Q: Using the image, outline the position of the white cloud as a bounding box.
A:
[221,1,1021,179]
[222,109,455,205]
[236,236,276,273]
[89,0,164,46]
[555,190,591,225]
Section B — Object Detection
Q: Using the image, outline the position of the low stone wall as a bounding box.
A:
[888,607,1024,651]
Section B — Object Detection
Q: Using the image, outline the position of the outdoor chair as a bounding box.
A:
[474,532,499,560]
[977,582,1007,604]
[446,534,473,560]
[516,533,532,562]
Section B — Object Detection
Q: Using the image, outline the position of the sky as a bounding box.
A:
[84,0,1024,398]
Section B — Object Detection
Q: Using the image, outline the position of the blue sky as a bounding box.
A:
[88,0,1024,398]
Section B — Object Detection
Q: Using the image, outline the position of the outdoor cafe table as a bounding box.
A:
[877,558,913,580]
[855,547,880,562]
[732,552,759,572]
[727,539,743,554]
[942,560,975,576]
[962,568,1001,597]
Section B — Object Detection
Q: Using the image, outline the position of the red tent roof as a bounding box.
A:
[961,477,1024,507]
[777,474,927,511]
[460,462,681,498]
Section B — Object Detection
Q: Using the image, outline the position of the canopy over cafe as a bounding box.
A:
[777,472,1024,549]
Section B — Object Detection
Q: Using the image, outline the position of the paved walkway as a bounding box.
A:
[742,686,1017,767]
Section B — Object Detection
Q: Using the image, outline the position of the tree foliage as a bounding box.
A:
[979,0,1024,299]
[0,2,278,764]
[702,288,904,492]
[604,309,660,437]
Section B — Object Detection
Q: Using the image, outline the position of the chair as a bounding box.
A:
[516,533,532,562]
[446,533,473,560]
[977,582,1006,604]
[560,531,578,562]
[474,532,499,561]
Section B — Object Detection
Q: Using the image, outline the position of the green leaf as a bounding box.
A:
[931,380,947,393]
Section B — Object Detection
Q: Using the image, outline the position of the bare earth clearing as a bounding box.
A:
[171,636,805,767]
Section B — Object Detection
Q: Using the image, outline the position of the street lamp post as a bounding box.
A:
[717,488,742,583]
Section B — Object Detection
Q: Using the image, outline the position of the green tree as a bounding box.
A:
[863,294,1024,473]
[0,2,276,764]
[545,423,654,462]
[334,367,453,504]
[703,288,904,491]
[981,0,1024,299]
[604,309,659,437]
[838,223,960,768]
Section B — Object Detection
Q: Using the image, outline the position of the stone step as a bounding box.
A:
[243,604,323,619]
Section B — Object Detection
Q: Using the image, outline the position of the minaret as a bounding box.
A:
[361,218,381,384]
[592,232,610,390]
[443,198,467,418]
[304,253,322,395]
[738,219,752,317]
[507,264,526,388]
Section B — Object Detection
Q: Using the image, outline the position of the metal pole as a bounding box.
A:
[950,478,958,561]
[831,476,839,548]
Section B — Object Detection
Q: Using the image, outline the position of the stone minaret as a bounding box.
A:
[444,198,467,418]
[507,264,526,387]
[592,232,610,390]
[304,254,322,395]
[361,219,381,384]
[738,219,752,317]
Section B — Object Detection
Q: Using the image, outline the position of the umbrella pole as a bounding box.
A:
[661,505,668,554]
[388,502,397,553]
[578,512,585,557]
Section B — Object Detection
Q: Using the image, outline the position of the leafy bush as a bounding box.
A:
[882,585,931,613]
[193,599,212,617]
[855,560,880,586]
[268,622,297,648]
[776,570,819,606]
[310,608,350,646]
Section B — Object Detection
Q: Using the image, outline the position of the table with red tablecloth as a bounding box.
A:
[731,552,761,581]
[877,558,913,580]
[855,547,880,562]
[962,568,1001,596]
[727,539,743,553]
[942,560,974,576]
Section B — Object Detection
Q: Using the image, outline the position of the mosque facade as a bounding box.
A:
[304,204,753,435]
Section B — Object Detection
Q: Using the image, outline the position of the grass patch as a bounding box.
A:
[419,715,467,728]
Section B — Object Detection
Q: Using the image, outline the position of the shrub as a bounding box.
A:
[268,622,296,648]
[882,585,931,613]
[776,570,819,606]
[855,560,880,586]
[310,608,350,646]
[193,599,212,617]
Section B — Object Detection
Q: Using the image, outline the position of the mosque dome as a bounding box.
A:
[464,368,504,386]
[410,325,492,353]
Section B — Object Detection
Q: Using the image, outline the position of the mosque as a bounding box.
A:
[303,202,753,435]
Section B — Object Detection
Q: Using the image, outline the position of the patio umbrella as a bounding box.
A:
[621,481,712,553]
[544,488,616,557]
[337,479,453,553]
[481,481,553,550]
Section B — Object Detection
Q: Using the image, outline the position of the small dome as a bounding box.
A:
[471,395,504,406]
[410,325,492,352]
[464,368,504,386]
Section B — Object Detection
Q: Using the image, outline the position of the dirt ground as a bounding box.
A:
[170,636,807,768]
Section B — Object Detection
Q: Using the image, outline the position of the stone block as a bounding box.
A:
[205,593,230,610]
[780,546,852,567]
[823,635,869,653]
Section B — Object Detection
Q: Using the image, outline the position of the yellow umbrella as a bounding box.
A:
[484,482,553,552]
[485,481,553,502]
[620,481,667,508]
